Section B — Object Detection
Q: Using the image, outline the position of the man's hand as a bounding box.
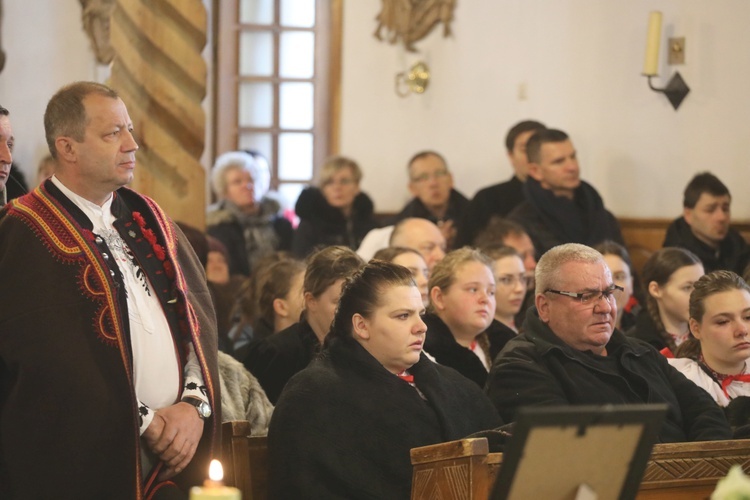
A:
[143,402,204,479]
[437,220,456,248]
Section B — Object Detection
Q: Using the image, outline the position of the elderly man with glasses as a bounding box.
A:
[485,243,731,443]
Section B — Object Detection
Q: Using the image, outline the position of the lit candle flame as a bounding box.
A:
[208,459,224,481]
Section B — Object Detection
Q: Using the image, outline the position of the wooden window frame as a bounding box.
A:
[212,0,342,191]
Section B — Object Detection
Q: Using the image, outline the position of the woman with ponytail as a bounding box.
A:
[626,247,704,356]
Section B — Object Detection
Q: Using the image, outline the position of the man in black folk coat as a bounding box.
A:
[0,82,219,500]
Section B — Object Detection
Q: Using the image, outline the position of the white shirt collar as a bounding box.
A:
[50,175,115,230]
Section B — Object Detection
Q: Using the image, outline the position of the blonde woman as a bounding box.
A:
[292,156,377,258]
[422,248,496,387]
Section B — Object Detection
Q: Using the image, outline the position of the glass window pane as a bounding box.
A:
[281,0,316,28]
[280,83,314,129]
[278,133,313,180]
[239,31,273,76]
[238,132,273,165]
[240,0,273,25]
[238,83,273,127]
[280,32,315,78]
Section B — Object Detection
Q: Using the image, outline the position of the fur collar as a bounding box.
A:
[294,186,374,224]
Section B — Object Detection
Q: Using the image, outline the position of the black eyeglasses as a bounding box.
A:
[545,285,624,305]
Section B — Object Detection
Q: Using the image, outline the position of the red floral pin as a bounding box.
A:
[133,211,171,269]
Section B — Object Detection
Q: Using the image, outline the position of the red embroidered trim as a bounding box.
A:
[10,189,122,347]
[133,211,170,274]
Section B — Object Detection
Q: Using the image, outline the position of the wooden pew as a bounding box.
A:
[411,438,750,499]
[221,420,269,500]
[615,218,750,277]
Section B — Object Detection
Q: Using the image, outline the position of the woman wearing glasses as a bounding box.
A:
[481,245,528,360]
[292,155,378,258]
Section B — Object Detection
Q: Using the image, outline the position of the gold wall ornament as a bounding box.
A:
[79,0,116,64]
[374,0,456,52]
[395,61,430,97]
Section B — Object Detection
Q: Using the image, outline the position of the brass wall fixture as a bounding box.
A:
[396,61,430,97]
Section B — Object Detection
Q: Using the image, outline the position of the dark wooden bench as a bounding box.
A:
[221,420,269,500]
[618,217,750,276]
[411,438,750,499]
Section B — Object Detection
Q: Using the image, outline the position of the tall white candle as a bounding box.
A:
[643,11,663,76]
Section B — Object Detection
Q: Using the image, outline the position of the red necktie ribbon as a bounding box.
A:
[720,374,750,398]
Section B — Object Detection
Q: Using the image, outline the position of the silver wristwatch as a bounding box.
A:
[182,396,212,420]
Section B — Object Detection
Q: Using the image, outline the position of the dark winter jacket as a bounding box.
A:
[485,318,518,362]
[206,196,292,276]
[292,187,377,258]
[422,313,489,387]
[663,216,750,275]
[243,319,320,405]
[625,309,672,353]
[268,335,501,499]
[509,177,624,256]
[486,307,732,443]
[456,176,525,247]
[394,188,469,227]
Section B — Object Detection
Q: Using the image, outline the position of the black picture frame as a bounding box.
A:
[490,404,667,500]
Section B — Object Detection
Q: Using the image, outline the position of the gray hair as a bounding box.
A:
[535,243,604,294]
[211,151,270,201]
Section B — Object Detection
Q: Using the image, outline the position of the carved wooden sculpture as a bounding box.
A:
[80,0,116,64]
[108,0,208,227]
[374,0,457,52]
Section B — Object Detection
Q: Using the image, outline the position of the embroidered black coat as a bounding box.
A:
[0,182,220,500]
[268,336,501,499]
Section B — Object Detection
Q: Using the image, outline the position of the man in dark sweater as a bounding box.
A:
[508,128,623,256]
[663,172,750,275]
[486,243,731,443]
[456,120,546,247]
[394,150,468,249]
